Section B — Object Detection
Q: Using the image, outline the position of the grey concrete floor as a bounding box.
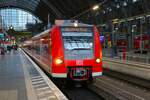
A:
[0,51,27,100]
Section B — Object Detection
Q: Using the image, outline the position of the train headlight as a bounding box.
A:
[55,58,63,65]
[96,58,101,63]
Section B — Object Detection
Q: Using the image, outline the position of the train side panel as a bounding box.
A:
[93,26,102,76]
[51,26,67,77]
[134,34,149,53]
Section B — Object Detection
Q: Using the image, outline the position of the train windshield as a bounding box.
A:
[61,27,94,59]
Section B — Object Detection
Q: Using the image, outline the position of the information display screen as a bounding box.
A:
[0,33,4,38]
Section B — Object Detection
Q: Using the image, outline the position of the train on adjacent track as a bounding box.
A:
[134,34,149,53]
[23,20,102,82]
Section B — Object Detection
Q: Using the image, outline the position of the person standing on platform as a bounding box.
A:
[7,45,12,52]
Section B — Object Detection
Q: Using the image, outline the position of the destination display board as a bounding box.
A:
[61,27,92,32]
[61,27,93,37]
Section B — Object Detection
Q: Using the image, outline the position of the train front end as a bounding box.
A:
[51,21,102,81]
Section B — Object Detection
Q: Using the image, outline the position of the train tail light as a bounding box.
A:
[96,58,101,63]
[55,58,63,65]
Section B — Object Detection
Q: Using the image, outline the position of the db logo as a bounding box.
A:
[76,60,83,65]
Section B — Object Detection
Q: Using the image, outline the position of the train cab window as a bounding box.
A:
[61,27,94,59]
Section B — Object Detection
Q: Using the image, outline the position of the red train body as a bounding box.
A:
[24,21,102,81]
[117,39,127,51]
[116,34,128,52]
[134,34,149,53]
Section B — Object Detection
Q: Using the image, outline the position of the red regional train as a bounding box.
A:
[117,39,127,52]
[134,34,149,53]
[116,34,128,52]
[24,20,102,81]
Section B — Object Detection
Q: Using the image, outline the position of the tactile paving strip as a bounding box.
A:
[20,49,68,100]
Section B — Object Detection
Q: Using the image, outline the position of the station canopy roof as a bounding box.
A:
[0,0,99,24]
[0,0,150,24]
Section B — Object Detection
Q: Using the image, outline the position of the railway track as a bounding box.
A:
[103,58,150,89]
[87,58,150,100]
[104,67,150,88]
[88,75,150,100]
[57,83,104,100]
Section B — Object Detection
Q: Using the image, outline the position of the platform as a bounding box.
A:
[103,49,150,64]
[0,49,68,100]
[103,56,150,81]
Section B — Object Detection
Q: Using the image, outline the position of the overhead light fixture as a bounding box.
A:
[123,2,127,6]
[136,16,144,19]
[113,18,119,22]
[146,15,150,17]
[128,18,134,21]
[103,10,106,14]
[92,5,99,10]
[74,21,78,27]
[115,27,118,30]
[116,4,120,8]
[107,7,112,11]
[132,25,137,27]
[40,39,44,41]
[9,25,13,29]
[109,8,112,12]
[133,0,137,3]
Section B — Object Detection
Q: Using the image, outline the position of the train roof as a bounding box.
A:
[60,23,93,27]
[32,20,94,40]
[55,20,93,27]
[32,29,50,40]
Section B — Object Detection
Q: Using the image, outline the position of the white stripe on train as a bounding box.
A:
[51,72,102,78]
